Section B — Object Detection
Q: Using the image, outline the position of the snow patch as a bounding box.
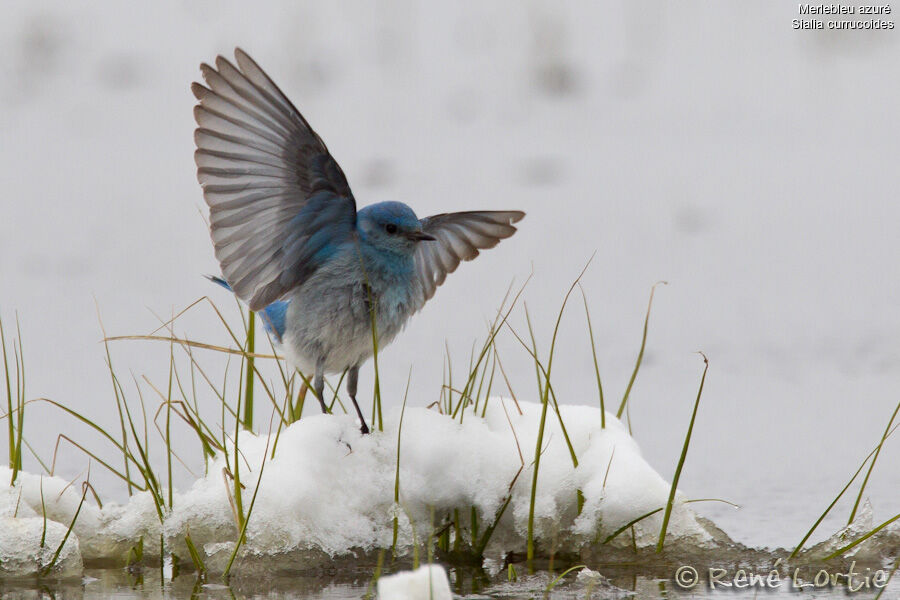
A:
[1,400,723,573]
[0,515,82,578]
[377,564,452,600]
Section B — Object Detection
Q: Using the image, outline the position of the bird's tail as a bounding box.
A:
[206,274,233,292]
[205,275,287,344]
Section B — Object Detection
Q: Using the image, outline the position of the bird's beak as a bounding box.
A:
[406,230,436,242]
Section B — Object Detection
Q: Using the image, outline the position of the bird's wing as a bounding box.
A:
[414,211,525,306]
[193,48,356,311]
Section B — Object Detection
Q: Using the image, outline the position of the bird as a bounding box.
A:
[192,48,524,434]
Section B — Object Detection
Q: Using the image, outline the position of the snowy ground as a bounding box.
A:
[5,400,895,582]
[0,0,898,558]
[1,402,730,576]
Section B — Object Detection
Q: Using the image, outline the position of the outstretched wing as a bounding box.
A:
[414,211,525,307]
[193,48,356,311]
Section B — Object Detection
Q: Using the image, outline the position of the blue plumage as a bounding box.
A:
[207,276,288,343]
[195,49,524,433]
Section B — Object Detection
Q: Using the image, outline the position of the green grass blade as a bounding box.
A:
[327,369,347,414]
[356,256,384,432]
[545,564,587,592]
[451,279,526,422]
[490,349,521,418]
[505,322,580,470]
[579,285,605,428]
[475,466,523,556]
[363,548,386,600]
[13,316,25,480]
[391,369,412,557]
[97,306,136,496]
[184,529,206,578]
[222,413,280,579]
[118,383,165,521]
[36,396,122,453]
[526,381,551,564]
[164,399,223,461]
[524,305,543,395]
[475,350,497,418]
[656,352,707,553]
[457,340,483,423]
[243,310,256,431]
[790,422,900,558]
[600,498,731,546]
[603,507,664,545]
[1,316,17,478]
[1,316,27,485]
[231,385,245,530]
[37,397,147,489]
[126,537,143,568]
[848,398,900,524]
[50,434,143,490]
[165,337,175,509]
[22,437,51,477]
[39,477,47,549]
[41,482,88,576]
[617,282,666,419]
[445,341,454,415]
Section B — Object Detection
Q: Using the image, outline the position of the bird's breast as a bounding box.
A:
[280,251,419,373]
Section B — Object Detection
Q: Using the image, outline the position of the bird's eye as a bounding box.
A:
[385,223,398,234]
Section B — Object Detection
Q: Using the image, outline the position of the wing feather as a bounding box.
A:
[413,211,524,307]
[194,49,356,310]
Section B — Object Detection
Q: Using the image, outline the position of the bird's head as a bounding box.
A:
[357,201,435,254]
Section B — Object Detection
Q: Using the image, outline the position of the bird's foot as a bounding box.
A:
[348,393,370,435]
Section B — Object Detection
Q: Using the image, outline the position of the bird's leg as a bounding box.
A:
[347,366,370,435]
[314,358,329,414]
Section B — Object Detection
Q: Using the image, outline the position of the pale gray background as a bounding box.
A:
[1,1,898,549]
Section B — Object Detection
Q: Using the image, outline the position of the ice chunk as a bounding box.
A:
[0,517,82,578]
[808,498,900,560]
[377,564,452,600]
[0,467,160,562]
[576,566,605,584]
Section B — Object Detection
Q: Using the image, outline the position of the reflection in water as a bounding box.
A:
[2,551,897,600]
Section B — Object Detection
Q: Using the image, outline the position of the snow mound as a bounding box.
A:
[1,468,162,564]
[0,487,82,578]
[1,400,724,572]
[377,564,452,600]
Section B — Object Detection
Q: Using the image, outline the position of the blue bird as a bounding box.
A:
[193,49,524,433]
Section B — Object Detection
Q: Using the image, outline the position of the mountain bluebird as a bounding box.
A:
[193,49,524,433]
